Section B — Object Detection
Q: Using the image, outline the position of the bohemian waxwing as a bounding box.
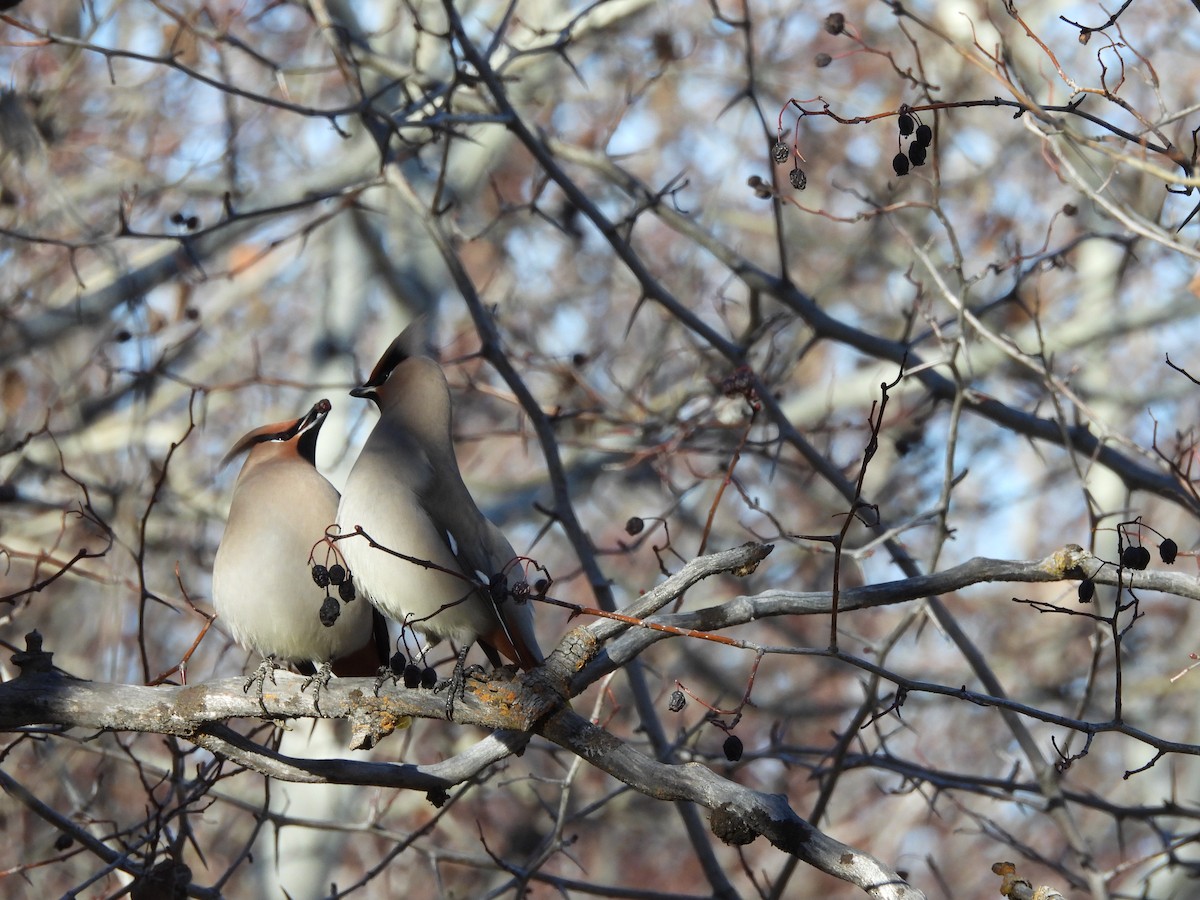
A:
[337,325,543,708]
[212,399,390,700]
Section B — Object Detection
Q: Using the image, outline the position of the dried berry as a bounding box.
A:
[892,153,910,176]
[1077,579,1095,603]
[824,12,846,34]
[1062,203,1078,217]
[327,564,346,585]
[1159,538,1178,564]
[403,663,422,689]
[772,140,791,164]
[651,30,677,62]
[625,516,645,536]
[815,52,832,68]
[338,578,356,602]
[746,175,764,188]
[389,650,406,675]
[908,143,927,167]
[668,690,686,712]
[722,735,744,762]
[319,595,340,627]
[789,166,807,190]
[421,667,438,689]
[722,365,755,397]
[914,123,933,146]
[311,564,330,588]
[511,579,531,604]
[898,112,915,136]
[1121,545,1151,570]
[54,833,74,851]
[894,431,917,456]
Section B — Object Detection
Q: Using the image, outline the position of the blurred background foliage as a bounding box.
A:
[3,0,1200,896]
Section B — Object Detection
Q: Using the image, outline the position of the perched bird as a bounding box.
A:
[212,398,391,703]
[337,324,543,709]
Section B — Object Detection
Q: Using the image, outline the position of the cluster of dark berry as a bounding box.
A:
[815,12,846,67]
[746,174,773,199]
[768,139,806,191]
[169,211,200,231]
[1076,536,1178,603]
[387,649,438,689]
[311,562,356,626]
[892,108,933,177]
[666,689,745,761]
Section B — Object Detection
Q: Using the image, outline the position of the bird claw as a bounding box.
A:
[372,664,397,696]
[431,664,486,694]
[432,647,473,719]
[438,678,462,719]
[244,658,279,715]
[300,661,334,714]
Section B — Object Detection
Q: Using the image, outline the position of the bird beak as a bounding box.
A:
[294,398,332,464]
[298,398,333,433]
[220,398,332,469]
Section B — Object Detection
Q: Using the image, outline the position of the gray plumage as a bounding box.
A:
[337,327,543,671]
[213,399,387,677]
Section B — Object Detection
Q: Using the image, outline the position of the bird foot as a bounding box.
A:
[244,658,279,715]
[431,647,475,719]
[300,660,334,714]
[372,664,398,696]
[431,664,487,693]
[456,663,489,682]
